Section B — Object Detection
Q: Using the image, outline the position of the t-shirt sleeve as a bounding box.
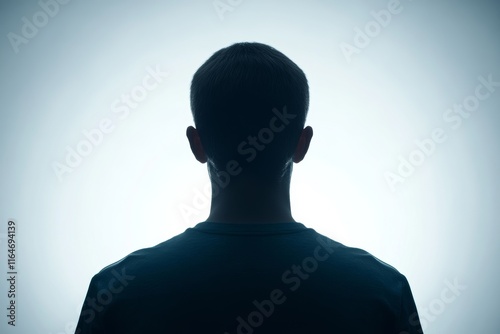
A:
[75,275,108,334]
[395,275,423,334]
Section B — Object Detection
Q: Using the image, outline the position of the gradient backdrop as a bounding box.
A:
[1,0,499,333]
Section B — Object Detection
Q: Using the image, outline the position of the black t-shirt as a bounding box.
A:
[76,222,423,333]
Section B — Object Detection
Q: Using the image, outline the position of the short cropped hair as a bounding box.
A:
[190,42,309,180]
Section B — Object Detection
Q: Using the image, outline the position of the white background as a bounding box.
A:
[1,0,499,333]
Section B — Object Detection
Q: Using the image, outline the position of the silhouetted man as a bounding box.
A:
[76,42,423,333]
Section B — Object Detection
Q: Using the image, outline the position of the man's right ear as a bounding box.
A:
[186,126,207,163]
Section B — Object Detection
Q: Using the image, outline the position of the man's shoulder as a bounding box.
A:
[312,231,406,283]
[91,227,406,289]
[91,232,187,283]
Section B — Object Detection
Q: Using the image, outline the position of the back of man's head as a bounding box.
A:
[190,42,309,182]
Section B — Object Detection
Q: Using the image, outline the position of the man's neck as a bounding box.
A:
[204,179,295,224]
